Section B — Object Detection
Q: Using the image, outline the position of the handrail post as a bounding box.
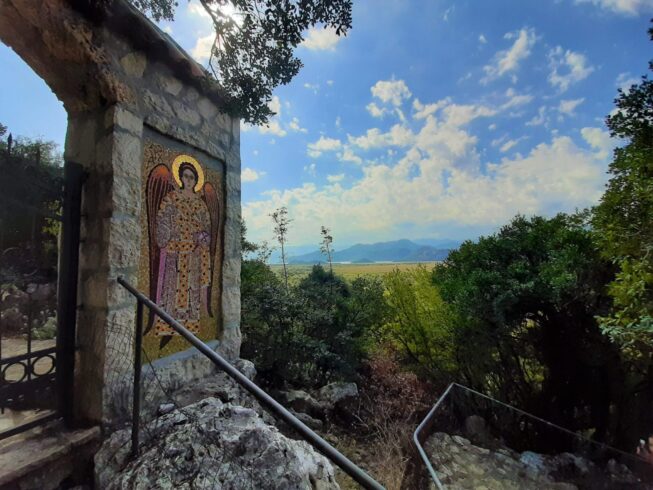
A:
[131,300,144,457]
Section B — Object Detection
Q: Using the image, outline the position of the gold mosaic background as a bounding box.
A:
[138,141,225,360]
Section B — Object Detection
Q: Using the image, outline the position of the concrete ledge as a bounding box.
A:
[0,422,100,490]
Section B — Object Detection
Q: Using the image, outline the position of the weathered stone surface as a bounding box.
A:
[198,96,218,119]
[0,285,29,309]
[0,0,242,430]
[278,390,325,419]
[317,382,358,410]
[143,89,175,119]
[171,99,201,126]
[290,410,324,431]
[105,106,142,135]
[234,358,257,381]
[425,432,642,490]
[120,52,147,77]
[183,87,199,103]
[95,397,339,489]
[155,72,183,96]
[0,307,26,332]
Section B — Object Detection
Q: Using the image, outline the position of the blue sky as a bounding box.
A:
[1,0,652,250]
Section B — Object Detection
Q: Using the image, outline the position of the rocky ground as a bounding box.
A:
[95,397,339,490]
[95,361,652,489]
[425,430,647,490]
[95,360,363,489]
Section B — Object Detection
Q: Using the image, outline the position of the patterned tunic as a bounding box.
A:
[154,191,211,335]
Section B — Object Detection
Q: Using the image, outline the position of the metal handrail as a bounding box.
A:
[414,382,653,489]
[117,277,384,490]
[413,383,453,490]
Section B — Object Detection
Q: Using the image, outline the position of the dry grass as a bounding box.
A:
[270,262,438,284]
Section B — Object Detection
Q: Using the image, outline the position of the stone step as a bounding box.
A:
[0,421,100,490]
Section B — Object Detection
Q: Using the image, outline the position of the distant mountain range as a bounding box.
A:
[284,239,458,264]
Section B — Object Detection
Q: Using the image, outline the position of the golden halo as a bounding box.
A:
[172,154,204,193]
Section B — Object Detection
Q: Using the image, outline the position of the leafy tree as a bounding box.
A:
[319,225,334,276]
[270,206,291,291]
[128,0,352,124]
[383,266,458,382]
[0,129,63,279]
[433,214,621,442]
[592,25,653,361]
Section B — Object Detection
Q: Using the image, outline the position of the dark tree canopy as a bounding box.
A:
[593,22,653,360]
[129,0,352,124]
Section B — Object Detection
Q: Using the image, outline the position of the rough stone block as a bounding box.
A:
[108,216,141,268]
[155,72,183,96]
[111,175,141,217]
[110,131,143,180]
[183,87,199,103]
[105,106,142,136]
[120,52,147,77]
[171,100,201,127]
[143,89,175,120]
[198,97,218,119]
[65,115,98,165]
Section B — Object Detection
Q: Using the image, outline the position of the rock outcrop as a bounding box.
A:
[425,432,643,490]
[95,397,339,489]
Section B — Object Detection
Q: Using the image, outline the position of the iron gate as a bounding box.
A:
[0,137,83,439]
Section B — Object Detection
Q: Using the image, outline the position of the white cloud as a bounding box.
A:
[191,33,214,61]
[488,123,497,130]
[575,0,653,15]
[581,127,615,159]
[289,117,307,133]
[339,147,363,165]
[366,102,387,118]
[481,27,536,84]
[304,163,317,177]
[526,106,548,126]
[500,140,519,153]
[479,34,488,44]
[187,2,210,17]
[302,27,342,51]
[304,83,320,93]
[349,125,415,150]
[162,25,173,34]
[501,88,534,110]
[442,103,497,126]
[326,80,335,86]
[370,79,412,106]
[244,134,609,245]
[269,96,282,115]
[412,98,451,120]
[307,136,342,157]
[558,98,585,116]
[327,173,345,183]
[616,72,640,93]
[259,120,287,137]
[243,80,610,246]
[242,167,266,183]
[500,137,527,153]
[548,46,595,92]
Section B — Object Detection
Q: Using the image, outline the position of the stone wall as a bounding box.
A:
[0,0,241,426]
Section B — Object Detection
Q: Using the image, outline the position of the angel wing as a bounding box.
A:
[146,164,174,329]
[202,181,221,317]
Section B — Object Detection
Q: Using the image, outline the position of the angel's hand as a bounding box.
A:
[196,231,210,247]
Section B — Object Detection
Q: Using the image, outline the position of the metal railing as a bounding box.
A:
[117,277,384,490]
[414,382,653,489]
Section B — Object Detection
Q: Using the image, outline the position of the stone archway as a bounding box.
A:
[0,0,242,427]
